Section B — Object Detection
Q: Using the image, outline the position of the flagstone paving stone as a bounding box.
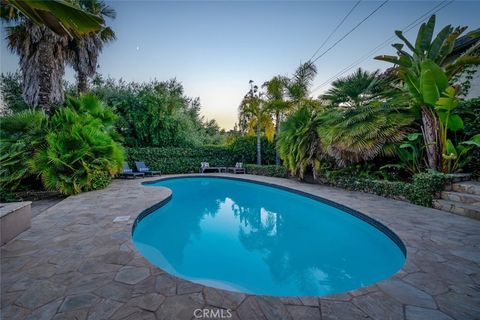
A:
[1,174,479,319]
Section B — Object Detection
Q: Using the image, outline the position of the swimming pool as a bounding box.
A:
[132,177,405,296]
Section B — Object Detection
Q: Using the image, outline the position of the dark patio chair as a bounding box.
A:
[135,161,161,176]
[119,163,145,179]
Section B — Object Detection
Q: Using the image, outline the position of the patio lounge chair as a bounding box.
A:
[199,162,225,173]
[120,163,145,179]
[228,162,245,174]
[135,161,161,176]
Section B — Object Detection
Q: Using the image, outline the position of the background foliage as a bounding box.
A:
[87,77,226,147]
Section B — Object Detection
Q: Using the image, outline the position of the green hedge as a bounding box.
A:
[244,164,288,178]
[126,146,235,174]
[229,136,276,165]
[326,172,450,207]
[126,137,277,174]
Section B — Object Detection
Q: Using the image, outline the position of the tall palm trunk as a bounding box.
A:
[13,24,67,114]
[275,110,281,165]
[421,107,440,171]
[77,71,88,95]
[256,123,262,165]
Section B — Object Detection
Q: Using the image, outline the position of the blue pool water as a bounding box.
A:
[132,177,405,296]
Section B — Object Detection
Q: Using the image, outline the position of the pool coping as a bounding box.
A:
[137,175,407,257]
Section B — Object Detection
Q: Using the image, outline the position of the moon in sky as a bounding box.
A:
[136,46,140,51]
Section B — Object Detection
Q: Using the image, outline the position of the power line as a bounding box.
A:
[308,0,362,62]
[310,0,454,95]
[310,0,390,64]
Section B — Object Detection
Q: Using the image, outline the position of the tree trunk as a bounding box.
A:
[275,110,280,166]
[421,106,440,171]
[257,123,262,165]
[77,71,88,95]
[37,40,53,114]
[19,24,67,114]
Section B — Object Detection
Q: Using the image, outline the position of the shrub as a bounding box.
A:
[455,98,480,178]
[409,172,451,206]
[30,95,124,195]
[456,97,480,139]
[244,164,288,178]
[0,110,48,191]
[85,170,112,191]
[326,171,449,207]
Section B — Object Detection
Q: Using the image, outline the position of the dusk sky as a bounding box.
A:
[1,1,479,129]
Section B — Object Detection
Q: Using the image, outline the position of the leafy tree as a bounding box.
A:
[90,77,221,147]
[0,72,29,114]
[375,15,480,171]
[278,104,323,180]
[320,68,384,108]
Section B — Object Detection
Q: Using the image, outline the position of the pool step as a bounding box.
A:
[433,199,480,220]
[450,181,480,195]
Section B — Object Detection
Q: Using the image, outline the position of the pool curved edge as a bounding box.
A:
[133,175,406,258]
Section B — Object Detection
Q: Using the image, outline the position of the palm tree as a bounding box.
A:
[375,15,480,171]
[277,103,323,180]
[318,103,414,166]
[320,68,384,108]
[67,0,116,94]
[239,81,274,165]
[286,61,318,104]
[263,75,289,165]
[2,1,107,112]
[5,21,68,112]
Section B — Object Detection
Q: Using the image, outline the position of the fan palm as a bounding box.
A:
[318,104,414,166]
[321,68,384,108]
[0,109,48,190]
[278,103,323,180]
[67,0,116,94]
[30,95,124,194]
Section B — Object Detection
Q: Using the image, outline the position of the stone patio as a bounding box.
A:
[1,174,479,320]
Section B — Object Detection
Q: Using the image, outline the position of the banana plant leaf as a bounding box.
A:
[4,0,104,38]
